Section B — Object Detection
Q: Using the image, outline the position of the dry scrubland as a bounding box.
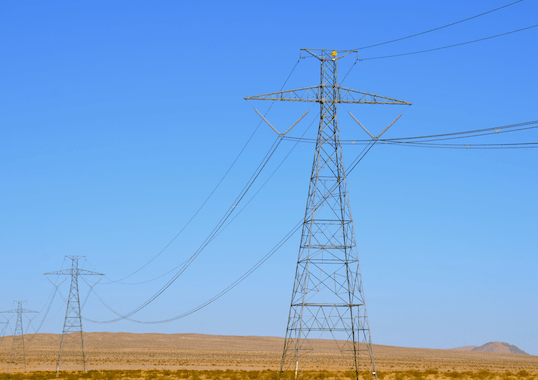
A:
[0,333,536,379]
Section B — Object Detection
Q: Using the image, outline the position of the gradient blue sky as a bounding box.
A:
[1,1,537,355]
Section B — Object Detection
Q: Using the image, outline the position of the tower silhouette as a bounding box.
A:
[0,301,38,372]
[246,49,410,380]
[44,256,103,375]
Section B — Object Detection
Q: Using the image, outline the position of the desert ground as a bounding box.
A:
[0,333,536,379]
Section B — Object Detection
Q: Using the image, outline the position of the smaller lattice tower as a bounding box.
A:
[0,301,38,372]
[44,256,104,375]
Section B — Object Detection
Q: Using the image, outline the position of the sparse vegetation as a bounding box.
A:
[1,334,536,379]
[0,370,537,380]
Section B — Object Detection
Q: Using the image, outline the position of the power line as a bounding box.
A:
[91,118,537,322]
[384,141,538,149]
[84,133,379,325]
[25,286,59,341]
[355,0,523,50]
[83,135,285,322]
[102,58,303,285]
[213,111,319,241]
[283,120,538,145]
[105,116,537,322]
[95,110,319,291]
[84,221,302,324]
[360,24,538,61]
[385,121,538,142]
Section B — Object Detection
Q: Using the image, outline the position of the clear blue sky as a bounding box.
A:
[1,0,537,356]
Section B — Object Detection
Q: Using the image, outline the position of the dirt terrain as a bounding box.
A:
[0,333,536,376]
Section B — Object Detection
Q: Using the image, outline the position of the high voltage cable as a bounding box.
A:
[283,120,538,145]
[25,287,58,340]
[100,122,267,284]
[359,24,538,61]
[383,141,538,149]
[25,258,67,340]
[355,0,523,50]
[84,222,303,324]
[213,111,319,241]
[84,138,378,324]
[384,121,538,142]
[97,108,319,288]
[107,110,319,289]
[84,135,285,322]
[99,259,190,287]
[102,58,303,285]
[73,119,538,324]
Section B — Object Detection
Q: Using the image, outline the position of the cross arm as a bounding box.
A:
[44,269,104,276]
[245,85,411,105]
[0,309,38,314]
[21,309,38,313]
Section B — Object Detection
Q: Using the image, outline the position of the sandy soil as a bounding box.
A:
[0,333,536,374]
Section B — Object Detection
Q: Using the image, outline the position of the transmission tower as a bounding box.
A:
[44,256,103,375]
[246,49,411,380]
[0,301,38,372]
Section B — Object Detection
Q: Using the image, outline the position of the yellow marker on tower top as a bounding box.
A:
[331,50,338,57]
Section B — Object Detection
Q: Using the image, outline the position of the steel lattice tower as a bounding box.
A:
[0,301,38,372]
[44,256,104,375]
[246,49,410,380]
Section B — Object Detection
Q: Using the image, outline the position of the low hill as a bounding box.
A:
[472,341,528,355]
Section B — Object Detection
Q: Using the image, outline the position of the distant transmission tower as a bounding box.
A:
[44,256,103,375]
[0,301,38,372]
[246,49,410,380]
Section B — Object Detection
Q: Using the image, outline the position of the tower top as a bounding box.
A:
[301,48,357,60]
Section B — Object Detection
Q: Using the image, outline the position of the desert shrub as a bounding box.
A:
[27,373,46,380]
[145,371,158,380]
[174,370,189,379]
[246,371,258,380]
[406,370,424,380]
[444,371,464,379]
[64,372,83,380]
[258,370,278,380]
[501,372,516,380]
[474,370,492,380]
[106,370,122,380]
[376,372,387,380]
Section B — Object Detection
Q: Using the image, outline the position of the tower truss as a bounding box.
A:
[0,301,38,372]
[44,256,104,375]
[246,49,411,380]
